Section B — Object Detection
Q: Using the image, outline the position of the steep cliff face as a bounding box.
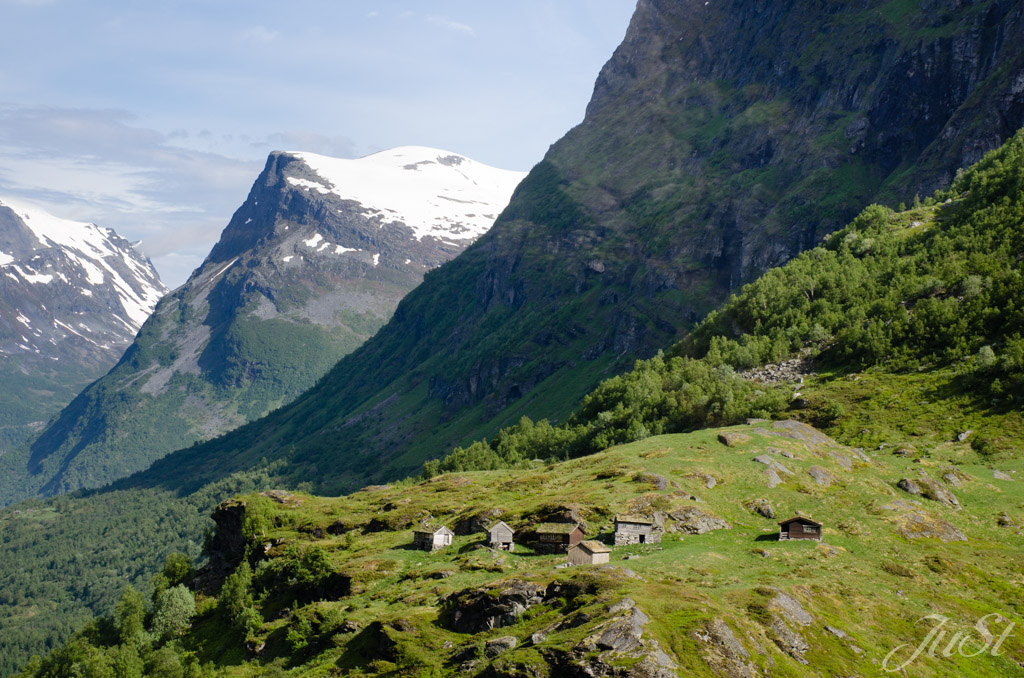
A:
[16,148,523,502]
[128,0,1024,494]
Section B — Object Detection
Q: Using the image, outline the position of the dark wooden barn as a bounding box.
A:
[534,522,585,553]
[778,516,822,541]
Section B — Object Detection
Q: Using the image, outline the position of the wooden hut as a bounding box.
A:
[413,525,454,551]
[614,514,661,545]
[778,516,822,541]
[568,540,611,566]
[534,523,585,553]
[486,520,515,551]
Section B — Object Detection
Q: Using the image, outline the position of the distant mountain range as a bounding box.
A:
[9,147,524,503]
[0,197,165,477]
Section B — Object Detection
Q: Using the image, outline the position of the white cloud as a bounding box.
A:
[0,105,261,287]
[427,16,475,36]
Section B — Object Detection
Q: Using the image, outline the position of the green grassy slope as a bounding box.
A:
[21,421,1024,676]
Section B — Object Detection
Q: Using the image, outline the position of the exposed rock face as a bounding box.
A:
[669,506,731,534]
[765,421,834,446]
[694,618,759,678]
[485,636,518,657]
[718,432,752,447]
[542,600,678,678]
[893,510,967,542]
[193,499,248,593]
[443,580,546,633]
[899,476,960,510]
[746,498,775,519]
[898,478,923,496]
[753,455,793,476]
[807,466,835,487]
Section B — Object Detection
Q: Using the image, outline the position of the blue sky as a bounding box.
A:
[0,1,635,287]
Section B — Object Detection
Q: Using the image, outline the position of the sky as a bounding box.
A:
[0,1,636,288]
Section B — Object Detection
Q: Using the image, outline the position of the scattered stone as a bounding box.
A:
[444,580,546,633]
[780,450,795,459]
[828,451,853,471]
[485,636,518,657]
[669,506,731,534]
[771,591,814,626]
[529,630,548,645]
[881,499,921,511]
[693,618,759,678]
[704,475,717,490]
[765,468,782,488]
[431,570,456,580]
[993,470,1013,481]
[635,472,669,490]
[753,455,793,475]
[825,625,847,639]
[851,448,872,463]
[339,620,360,633]
[942,472,963,489]
[765,420,833,445]
[897,478,923,496]
[608,597,637,615]
[597,607,649,652]
[807,465,835,487]
[919,477,961,510]
[997,513,1017,527]
[893,445,916,458]
[746,498,775,519]
[894,511,967,542]
[956,430,974,442]
[768,614,809,664]
[719,431,752,447]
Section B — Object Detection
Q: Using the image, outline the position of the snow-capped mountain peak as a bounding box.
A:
[284,146,526,242]
[0,196,167,361]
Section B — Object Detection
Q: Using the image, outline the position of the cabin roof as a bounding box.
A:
[414,525,454,536]
[487,520,514,534]
[778,516,822,527]
[575,540,611,554]
[615,514,654,525]
[536,522,581,534]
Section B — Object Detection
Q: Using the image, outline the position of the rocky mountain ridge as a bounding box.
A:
[11,147,524,502]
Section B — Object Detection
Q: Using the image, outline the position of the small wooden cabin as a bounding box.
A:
[413,525,454,551]
[486,520,515,551]
[568,540,611,566]
[778,516,822,541]
[534,523,585,553]
[614,514,661,545]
